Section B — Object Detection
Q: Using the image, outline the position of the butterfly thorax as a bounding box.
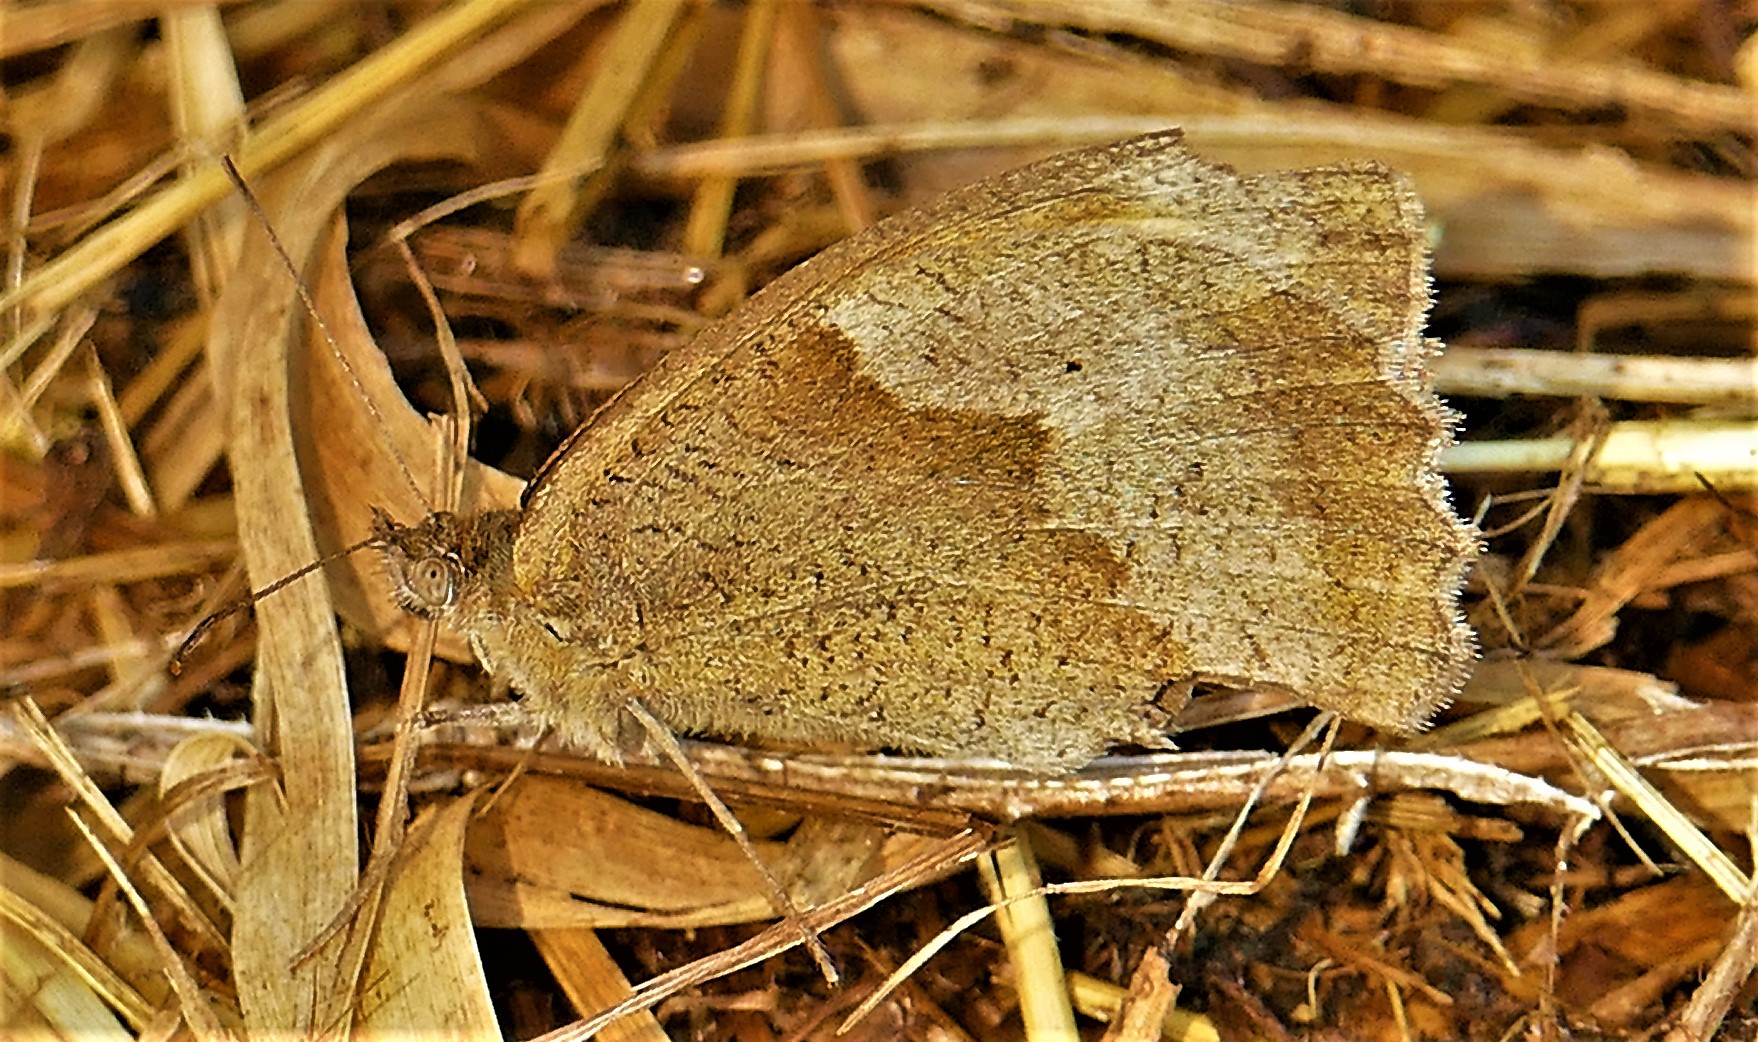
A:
[373,505,648,759]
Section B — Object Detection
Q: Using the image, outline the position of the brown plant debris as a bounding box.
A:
[3,2,1754,1040]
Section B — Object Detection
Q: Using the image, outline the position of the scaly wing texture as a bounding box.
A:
[512,131,1476,769]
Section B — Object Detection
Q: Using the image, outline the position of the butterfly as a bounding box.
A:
[375,130,1477,772]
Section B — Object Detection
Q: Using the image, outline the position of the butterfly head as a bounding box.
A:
[375,506,524,621]
[371,507,469,619]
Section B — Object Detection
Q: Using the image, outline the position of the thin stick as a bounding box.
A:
[548,829,989,1042]
[291,616,443,975]
[839,715,1339,1034]
[66,810,233,1042]
[1172,712,1338,938]
[1663,880,1758,1042]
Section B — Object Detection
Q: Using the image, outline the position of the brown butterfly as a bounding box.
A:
[376,130,1477,772]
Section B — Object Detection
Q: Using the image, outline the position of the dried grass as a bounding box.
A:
[3,2,1755,1040]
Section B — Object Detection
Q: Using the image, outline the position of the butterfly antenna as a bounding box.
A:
[218,156,432,514]
[171,529,387,672]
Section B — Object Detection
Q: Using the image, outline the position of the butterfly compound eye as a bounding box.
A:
[408,556,460,611]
